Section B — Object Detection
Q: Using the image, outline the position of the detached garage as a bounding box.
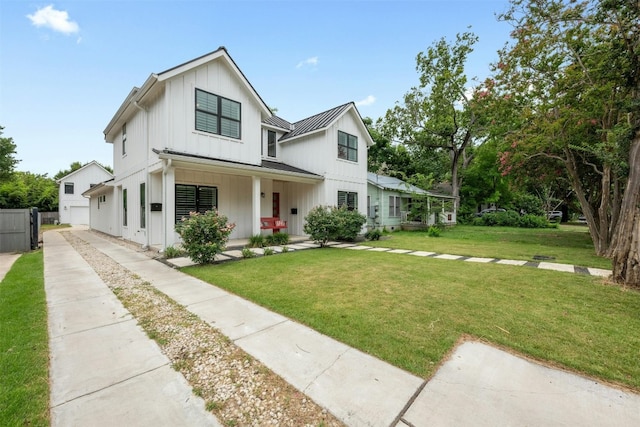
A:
[57,161,113,225]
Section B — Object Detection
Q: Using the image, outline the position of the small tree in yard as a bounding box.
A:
[304,205,366,247]
[175,210,235,264]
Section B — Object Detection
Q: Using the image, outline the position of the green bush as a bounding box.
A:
[175,210,235,264]
[365,229,382,241]
[427,225,441,237]
[241,248,256,258]
[263,247,275,256]
[164,245,186,259]
[266,232,289,246]
[304,205,366,246]
[334,206,367,241]
[248,234,265,248]
[472,212,550,229]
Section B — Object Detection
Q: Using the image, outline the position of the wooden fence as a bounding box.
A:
[0,208,39,252]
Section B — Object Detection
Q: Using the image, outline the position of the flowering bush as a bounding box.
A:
[175,210,235,264]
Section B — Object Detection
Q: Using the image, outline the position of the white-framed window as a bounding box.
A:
[140,182,146,229]
[122,123,127,156]
[338,191,358,211]
[389,196,401,217]
[195,88,241,139]
[267,130,276,157]
[64,183,74,194]
[338,131,357,162]
[123,188,128,227]
[175,184,218,223]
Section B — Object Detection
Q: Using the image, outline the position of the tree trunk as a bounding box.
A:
[563,147,608,255]
[607,133,640,286]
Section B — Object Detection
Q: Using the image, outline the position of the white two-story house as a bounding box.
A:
[84,47,373,250]
[57,161,113,225]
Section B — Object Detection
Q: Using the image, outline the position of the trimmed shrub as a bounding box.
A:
[334,207,367,241]
[175,210,235,264]
[472,211,551,229]
[304,205,366,246]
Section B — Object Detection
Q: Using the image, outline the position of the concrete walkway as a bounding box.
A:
[170,241,613,278]
[44,229,640,426]
[44,231,220,427]
[0,252,21,282]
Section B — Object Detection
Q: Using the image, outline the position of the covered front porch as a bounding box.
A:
[150,150,324,250]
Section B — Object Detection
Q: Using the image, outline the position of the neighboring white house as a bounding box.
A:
[84,47,374,250]
[56,161,113,225]
[367,172,457,231]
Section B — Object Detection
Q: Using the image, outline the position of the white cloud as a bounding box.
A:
[296,56,318,69]
[355,95,376,107]
[27,5,80,35]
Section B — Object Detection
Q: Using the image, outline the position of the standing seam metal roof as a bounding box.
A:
[277,102,353,142]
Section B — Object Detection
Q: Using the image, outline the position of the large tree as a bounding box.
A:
[0,126,19,182]
[484,0,639,285]
[0,171,58,211]
[381,32,483,210]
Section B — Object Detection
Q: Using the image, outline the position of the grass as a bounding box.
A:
[0,251,50,426]
[367,224,611,269]
[183,232,640,391]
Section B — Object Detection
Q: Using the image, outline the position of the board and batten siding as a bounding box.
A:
[58,163,113,225]
[162,61,263,165]
[174,168,252,240]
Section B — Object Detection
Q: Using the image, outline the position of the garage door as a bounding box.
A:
[69,206,89,225]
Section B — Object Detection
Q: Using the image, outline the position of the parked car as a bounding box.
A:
[547,211,563,221]
[475,208,506,217]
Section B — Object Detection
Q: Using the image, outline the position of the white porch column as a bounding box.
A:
[252,176,261,235]
[162,160,175,250]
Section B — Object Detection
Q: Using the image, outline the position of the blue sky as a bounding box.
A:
[0,0,512,177]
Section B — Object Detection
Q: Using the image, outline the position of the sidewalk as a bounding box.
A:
[45,229,640,426]
[44,230,221,427]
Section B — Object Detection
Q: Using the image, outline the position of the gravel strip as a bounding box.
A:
[62,231,344,427]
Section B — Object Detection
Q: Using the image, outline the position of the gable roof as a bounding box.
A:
[55,161,113,184]
[262,115,292,131]
[368,172,427,195]
[104,47,272,141]
[367,173,456,199]
[276,102,374,146]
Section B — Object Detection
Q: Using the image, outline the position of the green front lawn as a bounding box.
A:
[365,225,611,269]
[0,251,49,426]
[184,237,639,391]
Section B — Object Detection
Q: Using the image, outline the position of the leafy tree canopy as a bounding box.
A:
[0,126,20,182]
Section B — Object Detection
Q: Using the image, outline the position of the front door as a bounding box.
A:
[272,192,280,217]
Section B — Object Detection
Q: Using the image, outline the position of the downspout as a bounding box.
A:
[134,100,150,250]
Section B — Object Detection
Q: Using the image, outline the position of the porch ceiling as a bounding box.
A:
[153,149,323,184]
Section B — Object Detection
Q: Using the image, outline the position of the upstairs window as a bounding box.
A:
[267,130,276,157]
[338,191,358,211]
[338,131,357,162]
[195,89,241,139]
[64,183,74,194]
